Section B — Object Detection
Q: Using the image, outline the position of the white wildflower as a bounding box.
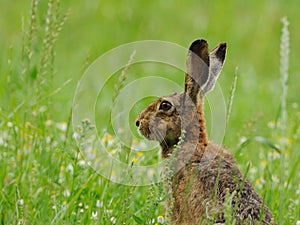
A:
[91,211,98,220]
[157,215,164,223]
[17,199,24,206]
[56,122,68,132]
[267,121,276,129]
[96,200,103,208]
[73,132,81,140]
[78,160,86,167]
[238,136,247,145]
[110,217,116,224]
[38,105,47,113]
[0,136,4,146]
[7,122,13,128]
[46,136,51,144]
[63,189,71,197]
[66,164,74,174]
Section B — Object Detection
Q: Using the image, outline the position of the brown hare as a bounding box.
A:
[136,39,276,224]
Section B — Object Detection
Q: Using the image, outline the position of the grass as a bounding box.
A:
[0,0,300,224]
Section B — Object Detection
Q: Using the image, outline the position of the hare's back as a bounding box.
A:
[196,143,275,224]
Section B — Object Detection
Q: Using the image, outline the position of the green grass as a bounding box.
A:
[0,0,300,224]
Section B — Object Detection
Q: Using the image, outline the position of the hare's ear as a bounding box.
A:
[202,43,227,94]
[185,39,210,104]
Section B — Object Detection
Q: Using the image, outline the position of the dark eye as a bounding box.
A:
[159,101,172,111]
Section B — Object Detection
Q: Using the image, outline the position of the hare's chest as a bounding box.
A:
[167,167,208,224]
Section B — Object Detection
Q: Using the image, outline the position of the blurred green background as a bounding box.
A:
[1,0,299,131]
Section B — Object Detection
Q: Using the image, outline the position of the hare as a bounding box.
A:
[135,39,276,224]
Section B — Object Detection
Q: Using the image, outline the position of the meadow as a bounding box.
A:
[0,0,299,224]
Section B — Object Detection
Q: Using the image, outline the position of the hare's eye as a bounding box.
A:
[159,101,172,111]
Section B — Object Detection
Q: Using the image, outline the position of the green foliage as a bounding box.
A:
[0,0,300,224]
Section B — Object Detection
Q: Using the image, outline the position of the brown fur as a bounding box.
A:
[136,39,276,224]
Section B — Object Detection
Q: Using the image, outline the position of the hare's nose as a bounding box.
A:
[135,120,140,127]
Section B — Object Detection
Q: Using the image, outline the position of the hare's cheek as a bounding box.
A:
[145,120,166,141]
[166,117,181,132]
[156,120,168,131]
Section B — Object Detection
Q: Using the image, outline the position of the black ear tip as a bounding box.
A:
[219,43,227,50]
[215,42,227,60]
[189,39,208,51]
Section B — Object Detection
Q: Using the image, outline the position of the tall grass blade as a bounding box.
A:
[112,50,136,103]
[226,67,238,126]
[280,17,290,134]
[254,136,280,153]
[279,16,290,224]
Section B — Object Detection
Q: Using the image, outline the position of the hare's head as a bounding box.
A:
[136,40,226,157]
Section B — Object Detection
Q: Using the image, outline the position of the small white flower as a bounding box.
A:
[157,215,164,224]
[117,127,124,134]
[79,208,84,213]
[110,217,116,224]
[147,168,155,178]
[39,105,47,113]
[78,160,86,167]
[239,136,247,145]
[58,178,64,184]
[296,220,300,225]
[78,202,83,207]
[279,137,292,146]
[46,136,51,144]
[91,211,98,220]
[96,200,103,208]
[66,164,74,174]
[138,141,147,150]
[0,136,4,146]
[267,121,276,129]
[7,122,13,128]
[108,140,114,146]
[271,175,279,183]
[17,199,24,206]
[73,132,80,140]
[17,218,24,225]
[56,122,68,132]
[105,209,113,214]
[14,126,19,132]
[62,201,67,208]
[63,189,71,197]
[52,141,58,148]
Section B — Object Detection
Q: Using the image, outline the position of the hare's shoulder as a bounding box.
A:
[197,142,259,199]
[193,142,240,191]
[197,142,238,175]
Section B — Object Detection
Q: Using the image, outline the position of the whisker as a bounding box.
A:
[150,126,168,147]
